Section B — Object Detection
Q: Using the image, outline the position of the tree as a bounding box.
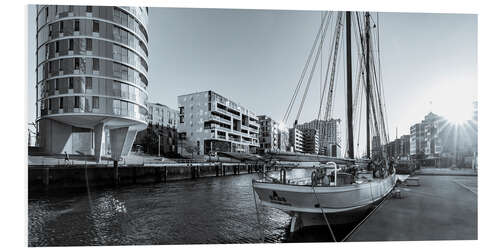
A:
[179,139,199,159]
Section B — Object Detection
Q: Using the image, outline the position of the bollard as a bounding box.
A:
[164,166,167,182]
[43,168,50,187]
[191,164,196,179]
[114,160,119,186]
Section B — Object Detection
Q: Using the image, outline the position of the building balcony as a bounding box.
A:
[208,115,231,125]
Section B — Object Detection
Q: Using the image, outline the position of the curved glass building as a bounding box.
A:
[36,5,149,161]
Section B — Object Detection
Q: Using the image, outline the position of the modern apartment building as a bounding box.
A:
[35,5,149,161]
[147,102,179,128]
[297,119,341,157]
[301,128,320,154]
[278,128,290,152]
[399,135,411,158]
[410,123,424,156]
[423,112,444,156]
[258,115,288,152]
[289,128,304,153]
[258,115,279,152]
[177,91,259,155]
[410,112,444,157]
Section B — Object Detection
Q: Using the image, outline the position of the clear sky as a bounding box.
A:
[27,6,477,157]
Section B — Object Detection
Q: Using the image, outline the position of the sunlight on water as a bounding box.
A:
[28,173,361,246]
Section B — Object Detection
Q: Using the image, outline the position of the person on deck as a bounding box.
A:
[323,172,330,186]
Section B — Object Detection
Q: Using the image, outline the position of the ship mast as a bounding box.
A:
[365,12,371,159]
[346,11,354,159]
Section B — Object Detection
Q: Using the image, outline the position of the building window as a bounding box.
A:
[69,6,73,13]
[74,20,79,31]
[86,38,92,51]
[59,21,63,33]
[59,59,63,71]
[56,79,60,90]
[86,6,92,12]
[92,96,99,109]
[74,96,80,108]
[69,39,74,51]
[55,41,59,53]
[59,97,64,109]
[93,21,99,33]
[74,58,80,70]
[85,77,92,89]
[92,58,99,71]
[48,24,52,37]
[69,77,73,89]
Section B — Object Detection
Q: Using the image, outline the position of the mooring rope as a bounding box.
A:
[251,181,265,243]
[341,180,395,242]
[311,184,337,242]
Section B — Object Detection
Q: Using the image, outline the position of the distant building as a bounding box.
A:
[410,123,425,156]
[177,90,259,155]
[134,102,180,156]
[399,135,411,158]
[302,128,320,154]
[297,119,341,157]
[289,128,304,153]
[278,128,290,152]
[258,115,279,152]
[147,102,179,128]
[258,115,288,152]
[134,124,179,156]
[422,112,444,156]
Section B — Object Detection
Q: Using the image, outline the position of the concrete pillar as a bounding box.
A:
[109,127,138,161]
[94,123,105,163]
[122,129,138,157]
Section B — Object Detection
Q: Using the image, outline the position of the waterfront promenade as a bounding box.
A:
[346,174,477,241]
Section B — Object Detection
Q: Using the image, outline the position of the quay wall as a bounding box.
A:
[28,163,261,192]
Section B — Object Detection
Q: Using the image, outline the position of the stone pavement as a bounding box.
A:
[347,175,477,241]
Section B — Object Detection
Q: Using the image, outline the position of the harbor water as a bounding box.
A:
[28,171,369,246]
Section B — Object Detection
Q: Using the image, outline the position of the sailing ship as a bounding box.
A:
[252,11,397,236]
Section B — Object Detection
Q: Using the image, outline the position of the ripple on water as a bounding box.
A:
[29,173,361,245]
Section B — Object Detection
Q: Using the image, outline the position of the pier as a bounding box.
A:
[28,160,260,192]
[345,170,477,241]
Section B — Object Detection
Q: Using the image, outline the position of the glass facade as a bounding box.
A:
[36,5,149,123]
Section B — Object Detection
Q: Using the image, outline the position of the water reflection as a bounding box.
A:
[29,173,363,246]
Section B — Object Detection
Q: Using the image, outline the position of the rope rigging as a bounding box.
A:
[283,11,330,124]
[282,11,390,161]
[323,12,345,121]
[294,12,334,125]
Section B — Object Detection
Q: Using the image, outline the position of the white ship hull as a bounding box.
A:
[253,172,396,232]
